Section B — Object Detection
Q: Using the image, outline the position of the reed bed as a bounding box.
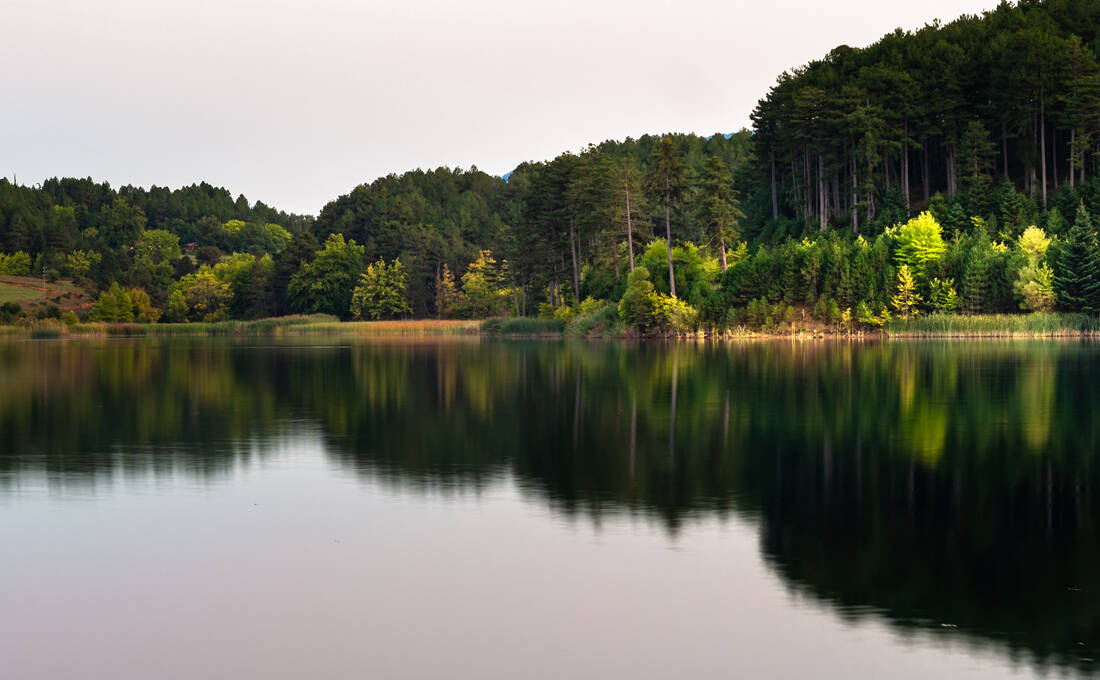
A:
[297,319,480,336]
[480,317,564,336]
[2,315,474,339]
[886,313,1100,337]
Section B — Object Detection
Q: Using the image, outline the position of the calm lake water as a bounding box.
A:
[1,338,1097,678]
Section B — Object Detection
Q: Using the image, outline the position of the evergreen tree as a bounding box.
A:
[699,156,742,272]
[891,265,922,318]
[1054,204,1100,313]
[647,137,691,298]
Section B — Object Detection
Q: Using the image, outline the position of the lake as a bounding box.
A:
[1,338,1097,678]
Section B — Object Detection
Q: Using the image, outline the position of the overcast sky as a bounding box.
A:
[3,0,1000,215]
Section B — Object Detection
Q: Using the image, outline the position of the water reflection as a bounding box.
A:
[1,337,1098,673]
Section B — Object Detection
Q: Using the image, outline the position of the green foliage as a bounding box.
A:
[891,212,946,281]
[565,299,621,337]
[1054,205,1100,313]
[651,294,698,334]
[129,287,161,323]
[891,265,922,318]
[929,278,960,314]
[0,301,23,322]
[288,234,365,318]
[886,312,1100,336]
[435,264,459,319]
[481,317,564,336]
[459,250,511,318]
[350,258,412,320]
[177,267,232,321]
[164,288,188,323]
[0,251,32,276]
[90,282,135,322]
[64,250,101,279]
[618,268,659,331]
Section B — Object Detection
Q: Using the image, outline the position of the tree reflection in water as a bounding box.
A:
[1,337,1097,672]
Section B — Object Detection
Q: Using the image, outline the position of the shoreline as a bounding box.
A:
[3,314,1100,340]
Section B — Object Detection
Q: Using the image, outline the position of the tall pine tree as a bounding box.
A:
[1054,204,1100,313]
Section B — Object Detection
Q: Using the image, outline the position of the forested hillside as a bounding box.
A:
[744,0,1100,238]
[9,0,1100,332]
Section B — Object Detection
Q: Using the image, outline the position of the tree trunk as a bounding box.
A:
[665,169,676,298]
[851,153,859,234]
[902,127,910,216]
[804,149,812,217]
[569,216,580,302]
[866,153,874,225]
[719,237,728,273]
[625,177,635,273]
[947,144,957,196]
[1041,87,1048,208]
[818,154,826,231]
[1052,125,1059,190]
[831,173,840,223]
[1071,127,1076,189]
[921,143,930,201]
[770,146,779,220]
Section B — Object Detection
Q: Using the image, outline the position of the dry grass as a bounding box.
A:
[1,316,482,339]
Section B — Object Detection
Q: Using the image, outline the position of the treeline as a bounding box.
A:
[744,0,1100,238]
[0,131,754,325]
[13,1,1100,329]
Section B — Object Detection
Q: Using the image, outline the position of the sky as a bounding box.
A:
[3,0,1001,215]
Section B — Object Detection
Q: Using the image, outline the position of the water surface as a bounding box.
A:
[1,338,1097,678]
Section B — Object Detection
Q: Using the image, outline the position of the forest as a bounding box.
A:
[6,0,1100,333]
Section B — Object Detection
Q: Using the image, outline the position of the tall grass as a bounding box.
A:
[5,315,479,339]
[886,313,1100,336]
[300,319,480,336]
[564,301,626,337]
[480,317,564,336]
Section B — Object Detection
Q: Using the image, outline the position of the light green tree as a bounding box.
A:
[164,287,189,322]
[891,265,922,318]
[1015,226,1055,311]
[178,267,232,321]
[0,251,33,276]
[891,212,946,281]
[350,258,412,320]
[65,250,101,279]
[435,264,459,319]
[129,287,161,323]
[89,282,135,322]
[460,250,509,318]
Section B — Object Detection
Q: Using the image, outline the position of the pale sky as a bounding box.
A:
[3,0,1000,215]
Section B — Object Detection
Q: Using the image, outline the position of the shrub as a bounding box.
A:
[565,299,620,336]
[618,268,659,331]
[0,301,22,323]
[651,294,698,333]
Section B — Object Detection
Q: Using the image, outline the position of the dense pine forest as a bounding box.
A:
[8,0,1100,333]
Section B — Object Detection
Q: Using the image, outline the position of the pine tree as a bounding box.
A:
[646,137,691,298]
[1054,204,1100,313]
[891,265,922,318]
[699,156,741,272]
[962,248,991,315]
[435,263,458,319]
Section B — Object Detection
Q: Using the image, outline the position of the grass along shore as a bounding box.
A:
[883,313,1100,337]
[0,315,481,339]
[3,312,1100,340]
